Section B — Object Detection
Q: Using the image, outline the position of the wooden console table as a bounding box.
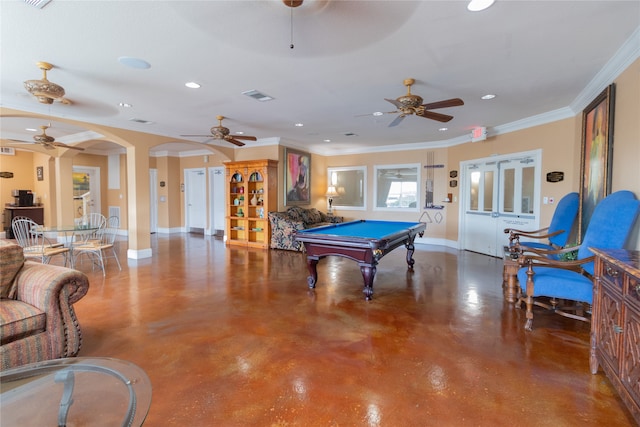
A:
[590,248,640,424]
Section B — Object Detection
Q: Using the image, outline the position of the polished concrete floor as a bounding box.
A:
[69,233,635,426]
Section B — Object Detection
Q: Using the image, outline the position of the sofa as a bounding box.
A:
[0,240,90,370]
[268,206,342,251]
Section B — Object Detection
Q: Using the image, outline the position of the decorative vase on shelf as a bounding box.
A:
[237,208,244,217]
[250,194,258,206]
[234,197,240,206]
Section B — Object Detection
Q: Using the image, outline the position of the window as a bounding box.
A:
[327,166,366,210]
[374,164,420,210]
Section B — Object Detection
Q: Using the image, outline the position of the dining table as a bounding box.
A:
[35,224,101,269]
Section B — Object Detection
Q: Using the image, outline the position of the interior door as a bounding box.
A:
[149,168,158,234]
[208,167,226,237]
[185,168,207,233]
[460,150,541,257]
[462,161,499,255]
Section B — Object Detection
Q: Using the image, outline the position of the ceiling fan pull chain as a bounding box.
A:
[290,2,294,49]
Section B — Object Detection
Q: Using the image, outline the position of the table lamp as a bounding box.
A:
[325,186,339,214]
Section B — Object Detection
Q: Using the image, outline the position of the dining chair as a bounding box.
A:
[11,217,70,266]
[73,213,107,245]
[73,216,122,276]
[516,190,640,330]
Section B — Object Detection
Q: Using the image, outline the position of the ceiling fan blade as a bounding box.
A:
[421,98,464,110]
[231,135,257,141]
[388,115,406,127]
[52,141,85,151]
[226,138,246,147]
[385,98,404,109]
[418,110,454,123]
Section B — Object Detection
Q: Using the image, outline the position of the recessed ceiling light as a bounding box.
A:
[236,131,244,135]
[118,56,151,69]
[439,127,448,132]
[323,139,331,143]
[294,123,304,127]
[185,82,201,89]
[467,0,495,12]
[119,102,132,107]
[25,128,38,132]
[481,94,496,100]
[373,112,384,116]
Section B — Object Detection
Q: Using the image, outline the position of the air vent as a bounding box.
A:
[0,147,16,155]
[22,0,52,9]
[129,118,154,124]
[241,90,274,102]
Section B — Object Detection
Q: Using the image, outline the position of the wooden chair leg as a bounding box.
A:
[525,262,535,331]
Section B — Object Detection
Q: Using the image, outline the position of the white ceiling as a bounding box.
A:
[1,0,639,156]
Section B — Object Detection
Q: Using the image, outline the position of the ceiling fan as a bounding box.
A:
[383,78,464,127]
[23,62,71,105]
[181,116,257,147]
[8,125,84,151]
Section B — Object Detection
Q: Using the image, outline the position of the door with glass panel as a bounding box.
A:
[460,150,541,257]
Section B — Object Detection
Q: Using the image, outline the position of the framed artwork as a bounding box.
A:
[579,83,615,241]
[36,166,44,181]
[285,148,311,205]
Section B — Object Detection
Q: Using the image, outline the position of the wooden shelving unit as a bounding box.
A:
[224,159,278,248]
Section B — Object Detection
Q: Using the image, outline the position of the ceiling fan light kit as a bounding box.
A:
[23,62,66,104]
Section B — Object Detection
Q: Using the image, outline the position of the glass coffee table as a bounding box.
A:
[1,357,151,427]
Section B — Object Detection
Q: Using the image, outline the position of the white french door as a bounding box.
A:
[460,150,541,257]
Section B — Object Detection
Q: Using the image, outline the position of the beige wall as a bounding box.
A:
[608,57,640,248]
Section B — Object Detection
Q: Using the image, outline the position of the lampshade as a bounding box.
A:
[325,186,339,198]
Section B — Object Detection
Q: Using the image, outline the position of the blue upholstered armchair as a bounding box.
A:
[505,192,579,256]
[516,190,640,331]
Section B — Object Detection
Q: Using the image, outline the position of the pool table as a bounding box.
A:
[295,220,426,300]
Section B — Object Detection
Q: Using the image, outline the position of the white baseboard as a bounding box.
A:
[415,236,459,250]
[127,247,152,259]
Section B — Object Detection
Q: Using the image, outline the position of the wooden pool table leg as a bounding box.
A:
[306,257,319,289]
[360,264,377,301]
[405,238,416,270]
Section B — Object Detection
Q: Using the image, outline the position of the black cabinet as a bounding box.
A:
[4,206,44,239]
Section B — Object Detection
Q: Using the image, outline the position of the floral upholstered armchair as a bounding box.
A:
[268,206,342,251]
